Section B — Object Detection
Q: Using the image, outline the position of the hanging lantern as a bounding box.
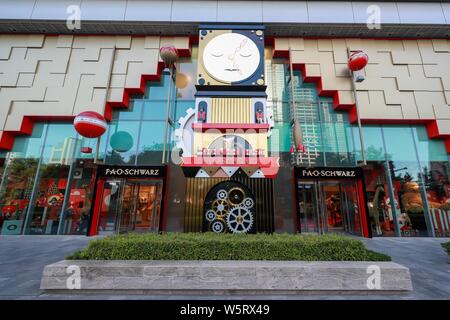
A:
[73,111,107,138]
[348,50,369,71]
[159,45,178,69]
[110,131,133,153]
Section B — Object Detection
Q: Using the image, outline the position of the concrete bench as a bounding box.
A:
[41,260,412,295]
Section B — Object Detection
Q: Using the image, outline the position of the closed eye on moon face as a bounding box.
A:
[239,53,252,57]
[211,53,223,57]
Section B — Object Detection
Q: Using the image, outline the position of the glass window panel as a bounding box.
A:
[24,123,78,235]
[61,160,96,235]
[142,100,167,121]
[176,46,198,100]
[111,100,143,121]
[412,126,450,236]
[105,121,139,165]
[383,125,431,237]
[268,123,291,153]
[0,124,47,235]
[356,126,385,162]
[137,121,166,165]
[147,74,171,100]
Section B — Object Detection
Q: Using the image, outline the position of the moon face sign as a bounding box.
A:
[202,33,260,83]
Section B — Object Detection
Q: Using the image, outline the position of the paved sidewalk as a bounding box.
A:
[0,235,449,300]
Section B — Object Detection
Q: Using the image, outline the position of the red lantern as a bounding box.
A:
[159,45,178,68]
[348,51,369,71]
[73,111,107,138]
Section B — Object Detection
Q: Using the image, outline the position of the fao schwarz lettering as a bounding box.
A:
[302,169,356,178]
[104,168,160,176]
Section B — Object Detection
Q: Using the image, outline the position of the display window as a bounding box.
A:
[359,125,450,237]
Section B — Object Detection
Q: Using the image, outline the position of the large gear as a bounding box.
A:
[174,107,195,157]
[226,206,254,233]
[212,199,230,216]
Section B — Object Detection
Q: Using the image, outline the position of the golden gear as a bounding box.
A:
[211,199,230,216]
[228,187,245,206]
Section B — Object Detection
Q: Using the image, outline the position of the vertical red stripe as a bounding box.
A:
[89,178,104,236]
[292,169,299,233]
[161,165,170,232]
[357,180,370,238]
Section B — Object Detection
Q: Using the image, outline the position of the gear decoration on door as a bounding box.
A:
[205,210,217,222]
[226,207,254,233]
[211,220,226,233]
[217,189,228,200]
[203,181,256,234]
[211,199,230,216]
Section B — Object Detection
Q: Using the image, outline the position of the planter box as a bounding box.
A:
[41,260,412,295]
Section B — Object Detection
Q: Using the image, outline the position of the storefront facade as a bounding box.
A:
[0,1,449,238]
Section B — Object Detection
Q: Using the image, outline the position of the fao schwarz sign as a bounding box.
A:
[295,167,363,180]
[97,165,165,178]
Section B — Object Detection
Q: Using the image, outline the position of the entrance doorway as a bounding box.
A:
[96,178,163,234]
[296,180,363,235]
[294,167,369,237]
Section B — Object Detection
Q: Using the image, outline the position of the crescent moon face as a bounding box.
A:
[203,33,260,83]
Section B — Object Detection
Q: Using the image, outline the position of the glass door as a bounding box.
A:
[97,179,123,235]
[133,181,162,232]
[319,182,343,233]
[340,181,363,236]
[297,179,363,236]
[116,179,163,233]
[297,181,321,233]
[117,181,137,233]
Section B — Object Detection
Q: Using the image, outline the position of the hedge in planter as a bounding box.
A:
[68,233,390,261]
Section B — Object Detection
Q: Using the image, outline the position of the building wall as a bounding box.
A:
[274,38,450,141]
[0,34,190,150]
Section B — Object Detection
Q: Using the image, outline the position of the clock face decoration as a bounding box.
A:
[202,33,260,83]
[197,28,265,87]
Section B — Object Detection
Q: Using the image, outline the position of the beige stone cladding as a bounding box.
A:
[0,34,189,149]
[274,38,450,140]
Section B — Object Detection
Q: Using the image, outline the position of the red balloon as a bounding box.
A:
[348,51,369,71]
[73,111,107,138]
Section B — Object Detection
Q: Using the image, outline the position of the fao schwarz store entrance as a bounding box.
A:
[89,165,166,235]
[295,167,370,237]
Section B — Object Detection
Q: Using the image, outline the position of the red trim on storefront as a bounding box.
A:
[161,165,170,233]
[192,123,270,131]
[0,38,191,151]
[89,178,105,236]
[357,179,370,238]
[292,168,300,233]
[273,46,450,154]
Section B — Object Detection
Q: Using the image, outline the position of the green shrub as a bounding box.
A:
[442,242,450,255]
[67,233,390,261]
